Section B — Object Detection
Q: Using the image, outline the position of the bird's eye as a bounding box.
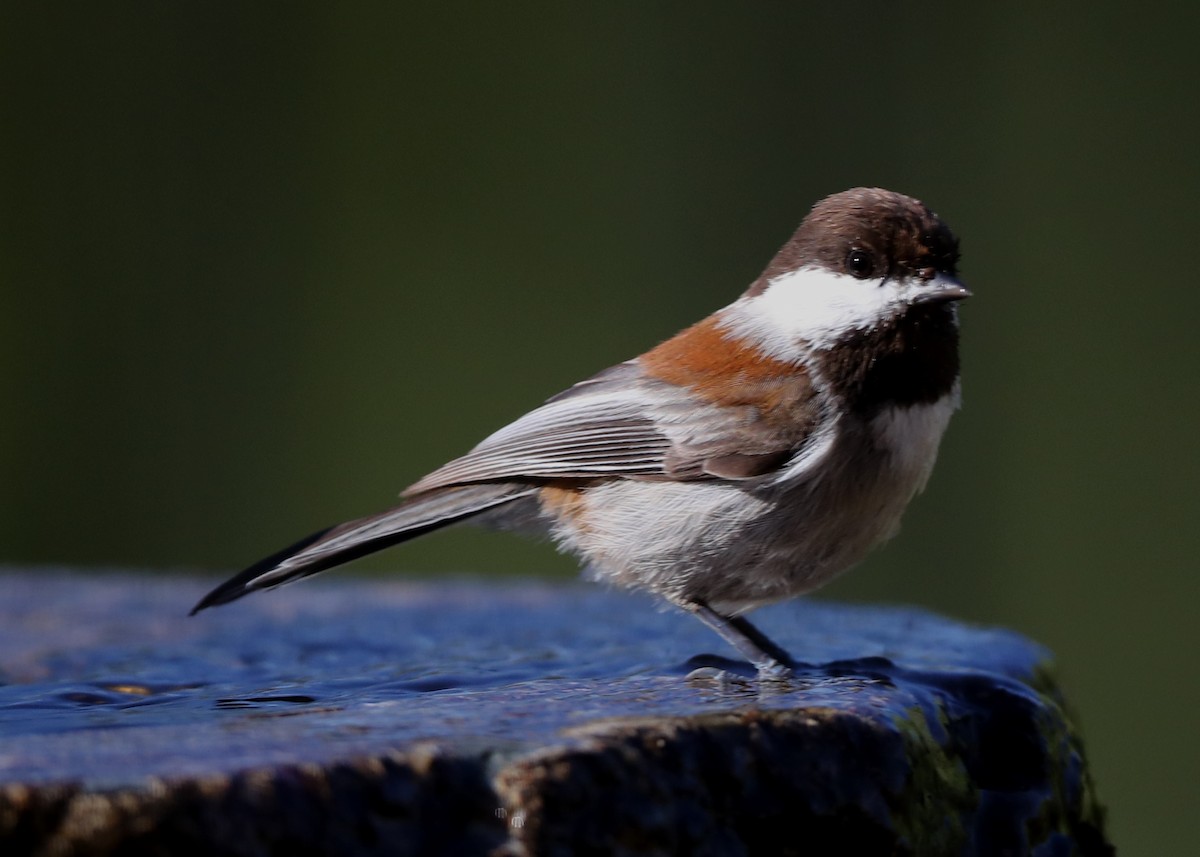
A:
[846,249,875,279]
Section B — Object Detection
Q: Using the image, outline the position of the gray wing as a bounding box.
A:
[405,362,670,493]
[404,360,833,495]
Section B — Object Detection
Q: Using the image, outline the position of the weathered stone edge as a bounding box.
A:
[1,691,1111,856]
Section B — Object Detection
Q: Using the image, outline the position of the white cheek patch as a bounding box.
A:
[720,266,906,361]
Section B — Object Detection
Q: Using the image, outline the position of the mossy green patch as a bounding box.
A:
[889,701,975,855]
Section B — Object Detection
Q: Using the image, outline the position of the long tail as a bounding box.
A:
[190,483,537,614]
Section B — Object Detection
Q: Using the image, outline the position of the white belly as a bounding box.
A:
[547,395,958,613]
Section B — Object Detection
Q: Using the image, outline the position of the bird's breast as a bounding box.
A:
[866,387,960,494]
[538,390,958,610]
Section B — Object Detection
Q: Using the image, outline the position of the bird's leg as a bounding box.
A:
[684,601,793,678]
[726,615,794,665]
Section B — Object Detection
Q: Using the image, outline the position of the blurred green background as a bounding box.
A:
[2,4,1197,852]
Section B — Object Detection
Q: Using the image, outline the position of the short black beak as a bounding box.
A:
[911,274,972,305]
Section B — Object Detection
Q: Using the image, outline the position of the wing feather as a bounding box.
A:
[405,357,832,495]
[405,367,671,493]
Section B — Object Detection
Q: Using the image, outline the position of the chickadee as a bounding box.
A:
[193,187,969,678]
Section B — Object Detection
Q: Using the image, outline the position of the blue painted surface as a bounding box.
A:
[0,569,1048,791]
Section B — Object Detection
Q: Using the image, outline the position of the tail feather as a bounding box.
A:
[190,483,537,615]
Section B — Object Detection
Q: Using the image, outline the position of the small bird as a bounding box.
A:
[193,187,969,677]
